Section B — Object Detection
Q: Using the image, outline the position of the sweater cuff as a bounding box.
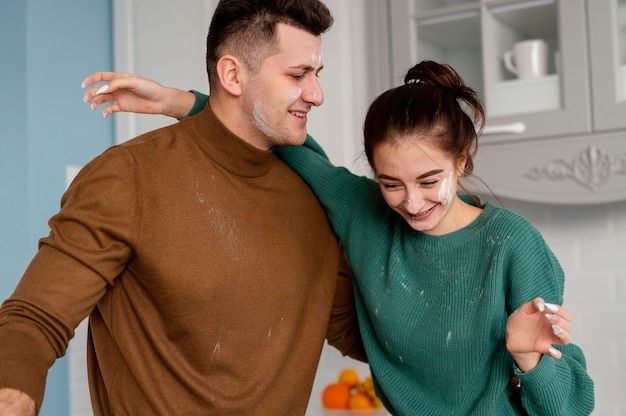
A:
[515,353,557,385]
[179,90,209,120]
[0,330,50,411]
[0,358,47,412]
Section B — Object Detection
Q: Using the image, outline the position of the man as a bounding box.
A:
[0,1,363,414]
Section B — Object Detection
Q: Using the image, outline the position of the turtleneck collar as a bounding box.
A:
[185,104,276,178]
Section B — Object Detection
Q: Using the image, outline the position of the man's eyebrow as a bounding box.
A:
[289,64,324,71]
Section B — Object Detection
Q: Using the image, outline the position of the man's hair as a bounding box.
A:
[206,0,333,88]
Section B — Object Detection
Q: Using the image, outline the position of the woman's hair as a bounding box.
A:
[363,60,485,179]
[206,0,333,88]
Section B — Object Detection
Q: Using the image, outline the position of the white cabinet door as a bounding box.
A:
[588,0,626,131]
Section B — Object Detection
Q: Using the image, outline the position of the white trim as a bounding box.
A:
[112,0,136,144]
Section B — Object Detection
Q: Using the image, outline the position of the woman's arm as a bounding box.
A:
[502,218,595,415]
[274,137,376,242]
[81,71,202,119]
[80,71,370,241]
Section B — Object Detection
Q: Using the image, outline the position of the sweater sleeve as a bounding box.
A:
[274,135,370,241]
[325,248,367,362]
[501,213,595,415]
[183,90,209,119]
[0,146,139,410]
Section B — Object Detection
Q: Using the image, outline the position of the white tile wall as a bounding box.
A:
[308,198,626,415]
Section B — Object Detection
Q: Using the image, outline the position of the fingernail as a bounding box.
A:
[537,302,545,312]
[548,347,561,358]
[545,313,558,324]
[81,81,86,88]
[96,85,109,95]
[552,325,564,336]
[544,303,559,312]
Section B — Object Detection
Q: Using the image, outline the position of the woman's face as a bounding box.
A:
[373,136,464,235]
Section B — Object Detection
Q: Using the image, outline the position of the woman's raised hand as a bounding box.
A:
[506,297,573,372]
[81,71,195,119]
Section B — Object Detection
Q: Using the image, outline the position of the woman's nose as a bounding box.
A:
[404,191,422,214]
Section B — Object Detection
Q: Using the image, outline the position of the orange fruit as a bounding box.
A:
[361,376,374,392]
[349,392,375,410]
[338,368,360,388]
[321,382,351,409]
[372,396,384,408]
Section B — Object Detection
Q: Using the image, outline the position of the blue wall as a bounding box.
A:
[0,1,113,414]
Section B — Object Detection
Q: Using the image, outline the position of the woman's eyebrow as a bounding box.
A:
[416,169,443,179]
[377,169,443,181]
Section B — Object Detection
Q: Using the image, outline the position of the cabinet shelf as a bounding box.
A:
[489,74,560,117]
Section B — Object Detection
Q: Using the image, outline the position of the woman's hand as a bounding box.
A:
[506,297,573,372]
[81,71,195,119]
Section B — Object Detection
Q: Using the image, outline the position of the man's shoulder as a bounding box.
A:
[107,120,207,167]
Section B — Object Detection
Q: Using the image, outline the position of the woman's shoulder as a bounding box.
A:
[478,201,547,245]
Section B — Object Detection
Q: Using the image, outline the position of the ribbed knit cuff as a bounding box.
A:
[179,90,209,120]
[0,358,47,412]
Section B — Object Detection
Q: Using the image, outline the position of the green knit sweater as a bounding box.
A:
[274,136,595,415]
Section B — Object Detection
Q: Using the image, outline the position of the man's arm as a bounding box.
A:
[0,147,139,412]
[325,249,366,362]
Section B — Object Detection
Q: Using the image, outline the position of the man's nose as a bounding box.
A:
[301,76,324,106]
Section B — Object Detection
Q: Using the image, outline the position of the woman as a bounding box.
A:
[82,60,594,415]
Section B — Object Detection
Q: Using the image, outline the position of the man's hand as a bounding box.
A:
[81,71,195,119]
[0,388,36,416]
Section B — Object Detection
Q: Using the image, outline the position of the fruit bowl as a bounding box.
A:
[321,369,389,415]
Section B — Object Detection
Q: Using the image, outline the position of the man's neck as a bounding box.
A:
[209,99,273,152]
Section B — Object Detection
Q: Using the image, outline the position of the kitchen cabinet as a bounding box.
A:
[377,0,626,204]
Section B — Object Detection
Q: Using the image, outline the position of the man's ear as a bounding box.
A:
[216,55,245,97]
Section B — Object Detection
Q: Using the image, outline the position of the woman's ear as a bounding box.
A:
[456,154,468,177]
[216,55,245,97]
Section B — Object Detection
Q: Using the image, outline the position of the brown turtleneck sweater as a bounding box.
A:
[0,104,363,415]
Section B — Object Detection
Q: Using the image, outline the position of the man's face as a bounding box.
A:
[242,23,324,149]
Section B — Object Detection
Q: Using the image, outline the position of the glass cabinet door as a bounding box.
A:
[484,1,560,118]
[389,2,483,101]
[481,0,592,142]
[416,7,484,98]
[588,0,626,131]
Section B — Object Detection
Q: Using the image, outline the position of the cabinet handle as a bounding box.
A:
[481,122,526,135]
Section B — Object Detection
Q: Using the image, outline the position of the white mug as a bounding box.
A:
[503,39,548,80]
